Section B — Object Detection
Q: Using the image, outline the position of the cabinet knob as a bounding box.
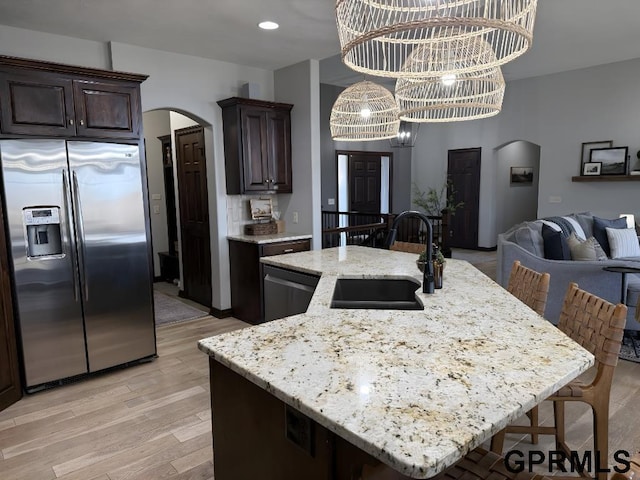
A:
[68,118,74,125]
[79,119,85,126]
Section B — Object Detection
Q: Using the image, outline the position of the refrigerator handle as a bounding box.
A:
[71,171,89,302]
[62,170,80,303]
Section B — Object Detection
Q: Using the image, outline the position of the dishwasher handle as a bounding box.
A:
[264,274,316,294]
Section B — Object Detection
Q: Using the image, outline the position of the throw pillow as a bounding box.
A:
[606,227,640,258]
[514,226,544,257]
[566,232,607,261]
[542,223,571,260]
[593,216,627,257]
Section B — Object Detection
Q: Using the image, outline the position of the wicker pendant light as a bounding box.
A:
[330,80,400,141]
[395,39,506,122]
[336,0,538,78]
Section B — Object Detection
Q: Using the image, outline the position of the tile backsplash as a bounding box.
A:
[227,194,279,236]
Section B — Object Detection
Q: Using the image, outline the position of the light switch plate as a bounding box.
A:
[549,196,562,203]
[151,193,162,200]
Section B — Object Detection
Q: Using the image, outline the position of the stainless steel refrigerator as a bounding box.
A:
[0,139,156,391]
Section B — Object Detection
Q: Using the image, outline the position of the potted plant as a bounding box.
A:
[417,244,445,289]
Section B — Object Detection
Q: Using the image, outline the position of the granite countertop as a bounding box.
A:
[227,232,312,244]
[198,246,594,479]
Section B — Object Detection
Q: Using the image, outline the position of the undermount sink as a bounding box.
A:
[330,277,424,310]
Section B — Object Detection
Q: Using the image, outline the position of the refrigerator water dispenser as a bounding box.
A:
[23,207,62,258]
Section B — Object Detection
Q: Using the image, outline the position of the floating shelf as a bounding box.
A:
[571,175,640,182]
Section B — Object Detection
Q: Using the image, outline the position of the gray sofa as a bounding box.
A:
[497,214,640,330]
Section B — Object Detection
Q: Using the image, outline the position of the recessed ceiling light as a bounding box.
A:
[258,21,279,30]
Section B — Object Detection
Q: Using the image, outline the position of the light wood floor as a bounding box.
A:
[0,315,247,480]
[1,283,639,479]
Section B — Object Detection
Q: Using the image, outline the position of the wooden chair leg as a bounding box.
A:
[526,406,539,444]
[553,400,565,451]
[490,428,506,454]
[592,403,610,480]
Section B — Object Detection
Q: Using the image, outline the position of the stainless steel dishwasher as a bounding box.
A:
[263,265,320,322]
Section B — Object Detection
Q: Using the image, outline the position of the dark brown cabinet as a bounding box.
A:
[0,56,144,139]
[228,238,310,324]
[218,97,293,194]
[0,201,21,412]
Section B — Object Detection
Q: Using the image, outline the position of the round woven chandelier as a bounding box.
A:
[336,0,538,78]
[395,38,505,122]
[330,80,400,141]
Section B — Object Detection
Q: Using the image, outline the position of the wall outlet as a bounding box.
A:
[548,196,562,203]
[293,211,299,224]
[153,205,160,214]
[327,198,335,206]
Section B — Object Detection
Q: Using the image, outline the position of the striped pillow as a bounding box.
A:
[606,227,640,258]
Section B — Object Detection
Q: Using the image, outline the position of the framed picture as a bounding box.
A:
[582,161,601,176]
[589,146,628,175]
[249,197,273,220]
[580,140,612,174]
[510,166,534,185]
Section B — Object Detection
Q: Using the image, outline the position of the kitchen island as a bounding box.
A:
[198,246,594,479]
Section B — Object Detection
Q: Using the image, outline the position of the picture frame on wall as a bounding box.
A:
[510,166,534,185]
[589,146,628,175]
[582,161,601,176]
[580,140,612,174]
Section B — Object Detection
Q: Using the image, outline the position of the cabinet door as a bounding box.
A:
[72,79,141,139]
[0,69,76,136]
[266,110,292,193]
[0,201,22,411]
[240,107,269,191]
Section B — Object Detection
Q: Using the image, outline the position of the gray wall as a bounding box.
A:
[412,57,640,248]
[495,140,540,235]
[274,60,322,249]
[319,83,412,214]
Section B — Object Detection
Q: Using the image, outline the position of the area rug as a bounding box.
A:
[154,291,208,326]
[620,330,640,364]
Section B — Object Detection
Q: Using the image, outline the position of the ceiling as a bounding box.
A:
[0,1,639,85]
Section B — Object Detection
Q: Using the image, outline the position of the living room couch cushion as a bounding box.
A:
[607,227,640,258]
[593,216,627,256]
[542,223,571,260]
[567,233,607,261]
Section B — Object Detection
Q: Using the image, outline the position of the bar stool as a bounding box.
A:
[493,282,627,480]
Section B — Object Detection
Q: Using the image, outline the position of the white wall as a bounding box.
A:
[143,110,171,276]
[495,140,540,236]
[274,60,322,249]
[0,26,276,311]
[411,57,640,248]
[109,42,275,311]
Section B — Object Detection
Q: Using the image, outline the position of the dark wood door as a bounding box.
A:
[447,148,481,249]
[0,201,22,411]
[349,153,381,214]
[240,107,269,192]
[266,109,292,193]
[72,79,141,139]
[175,126,212,307]
[0,68,76,136]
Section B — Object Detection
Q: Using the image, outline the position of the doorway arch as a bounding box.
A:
[494,140,541,239]
[143,109,212,308]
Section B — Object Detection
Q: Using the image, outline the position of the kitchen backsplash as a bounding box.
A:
[227,194,279,235]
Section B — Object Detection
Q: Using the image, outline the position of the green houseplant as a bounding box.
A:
[412,180,464,217]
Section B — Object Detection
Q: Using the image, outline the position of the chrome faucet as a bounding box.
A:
[385,210,435,294]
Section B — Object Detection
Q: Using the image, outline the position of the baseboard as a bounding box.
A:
[210,307,233,319]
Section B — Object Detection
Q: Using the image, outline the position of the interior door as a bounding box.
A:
[175,126,212,307]
[349,153,381,225]
[447,148,481,249]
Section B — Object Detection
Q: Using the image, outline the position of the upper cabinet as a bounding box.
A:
[218,97,293,194]
[0,55,146,140]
